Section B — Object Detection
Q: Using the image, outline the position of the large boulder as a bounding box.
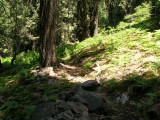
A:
[71,88,103,112]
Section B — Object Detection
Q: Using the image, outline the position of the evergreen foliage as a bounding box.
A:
[0,1,160,120]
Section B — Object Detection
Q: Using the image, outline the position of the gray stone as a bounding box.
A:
[56,110,74,120]
[80,80,100,91]
[70,94,87,105]
[56,101,70,112]
[49,101,89,120]
[30,102,55,120]
[116,92,129,105]
[75,88,103,111]
[67,102,88,115]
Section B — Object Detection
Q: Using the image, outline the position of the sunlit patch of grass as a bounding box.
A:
[70,3,160,78]
[1,51,39,75]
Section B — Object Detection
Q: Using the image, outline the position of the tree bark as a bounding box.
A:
[40,0,59,68]
[105,0,125,26]
[76,0,90,42]
[11,0,20,65]
[0,56,2,68]
[89,0,99,37]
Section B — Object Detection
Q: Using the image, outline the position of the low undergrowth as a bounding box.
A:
[0,51,77,120]
[57,3,160,77]
[0,72,76,120]
[101,73,160,119]
[0,2,160,120]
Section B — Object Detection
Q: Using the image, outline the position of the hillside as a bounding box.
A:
[0,2,160,120]
[57,3,160,81]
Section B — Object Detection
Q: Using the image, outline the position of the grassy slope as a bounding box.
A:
[57,3,160,118]
[0,2,160,120]
[58,3,160,78]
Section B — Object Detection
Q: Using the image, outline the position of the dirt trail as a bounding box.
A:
[54,63,94,83]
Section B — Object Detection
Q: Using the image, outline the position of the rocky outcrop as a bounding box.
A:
[31,80,108,120]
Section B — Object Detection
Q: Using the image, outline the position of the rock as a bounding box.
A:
[31,102,55,120]
[59,89,75,101]
[67,102,88,115]
[56,110,74,120]
[80,80,100,91]
[148,103,160,120]
[56,101,90,119]
[99,103,109,115]
[116,92,129,105]
[70,94,87,105]
[72,88,103,112]
[31,101,90,120]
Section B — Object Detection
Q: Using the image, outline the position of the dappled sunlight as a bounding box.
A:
[1,1,160,119]
[83,51,159,81]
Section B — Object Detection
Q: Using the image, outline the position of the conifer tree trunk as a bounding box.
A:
[11,0,20,65]
[40,0,59,68]
[89,0,99,36]
[0,56,2,68]
[76,0,90,42]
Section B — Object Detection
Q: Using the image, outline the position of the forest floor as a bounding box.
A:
[53,49,159,83]
[0,3,160,120]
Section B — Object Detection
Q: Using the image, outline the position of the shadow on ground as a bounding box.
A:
[0,66,160,120]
